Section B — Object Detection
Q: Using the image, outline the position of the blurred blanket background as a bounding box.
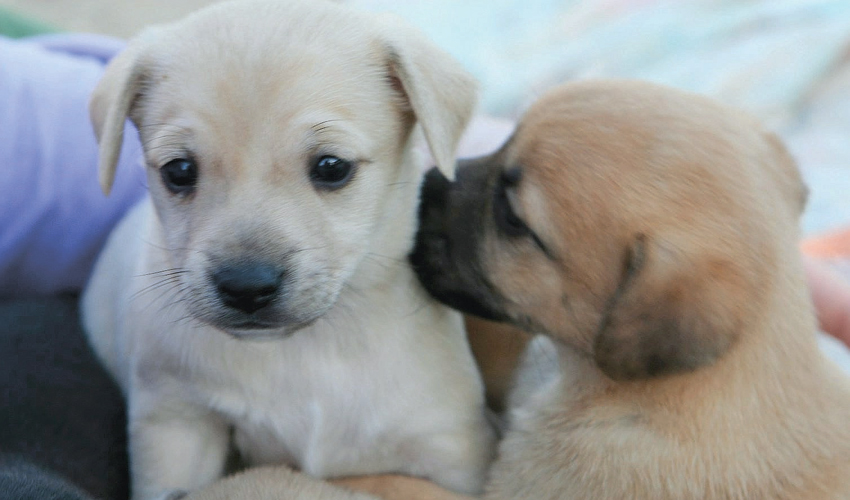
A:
[354,0,850,239]
[2,0,848,238]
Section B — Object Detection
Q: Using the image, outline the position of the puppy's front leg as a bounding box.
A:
[129,401,230,500]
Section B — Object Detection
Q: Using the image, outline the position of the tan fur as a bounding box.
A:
[486,81,850,499]
[464,317,532,412]
[344,80,850,499]
[81,1,495,499]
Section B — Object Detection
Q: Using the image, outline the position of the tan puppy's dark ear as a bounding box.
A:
[593,235,748,380]
[89,44,149,195]
[378,16,478,180]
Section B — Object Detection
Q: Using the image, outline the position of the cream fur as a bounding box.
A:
[81,1,494,499]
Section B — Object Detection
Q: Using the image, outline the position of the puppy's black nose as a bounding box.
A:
[213,263,281,314]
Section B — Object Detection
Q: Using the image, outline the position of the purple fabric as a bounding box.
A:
[0,34,146,297]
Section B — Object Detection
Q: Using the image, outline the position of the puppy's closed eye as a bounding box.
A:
[494,185,529,238]
[494,169,528,238]
[494,168,552,257]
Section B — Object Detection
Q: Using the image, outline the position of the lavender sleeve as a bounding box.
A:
[0,34,146,297]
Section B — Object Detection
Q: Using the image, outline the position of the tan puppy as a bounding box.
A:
[80,1,496,499]
[404,80,850,499]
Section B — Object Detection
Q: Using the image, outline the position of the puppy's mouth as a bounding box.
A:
[198,315,286,338]
[225,321,282,330]
[222,325,292,340]
[224,319,283,331]
[213,318,318,340]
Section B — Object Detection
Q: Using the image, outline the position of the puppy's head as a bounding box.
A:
[411,80,807,380]
[92,0,476,338]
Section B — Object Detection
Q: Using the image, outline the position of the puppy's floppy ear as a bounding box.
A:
[764,131,808,217]
[593,235,750,380]
[378,16,478,180]
[89,43,150,195]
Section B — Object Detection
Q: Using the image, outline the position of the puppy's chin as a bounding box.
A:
[427,288,510,323]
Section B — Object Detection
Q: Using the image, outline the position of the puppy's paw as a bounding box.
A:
[334,475,474,500]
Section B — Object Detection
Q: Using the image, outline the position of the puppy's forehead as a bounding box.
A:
[145,1,395,121]
[512,81,768,195]
[502,81,793,253]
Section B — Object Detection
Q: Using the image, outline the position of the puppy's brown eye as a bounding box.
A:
[161,158,198,195]
[310,155,355,190]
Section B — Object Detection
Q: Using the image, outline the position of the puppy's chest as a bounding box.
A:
[191,335,411,474]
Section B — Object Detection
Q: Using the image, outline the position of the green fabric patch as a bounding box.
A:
[0,7,58,38]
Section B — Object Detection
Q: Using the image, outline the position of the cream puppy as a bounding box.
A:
[80,1,494,499]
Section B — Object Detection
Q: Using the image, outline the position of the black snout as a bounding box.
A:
[409,163,511,322]
[409,167,453,273]
[213,262,282,314]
